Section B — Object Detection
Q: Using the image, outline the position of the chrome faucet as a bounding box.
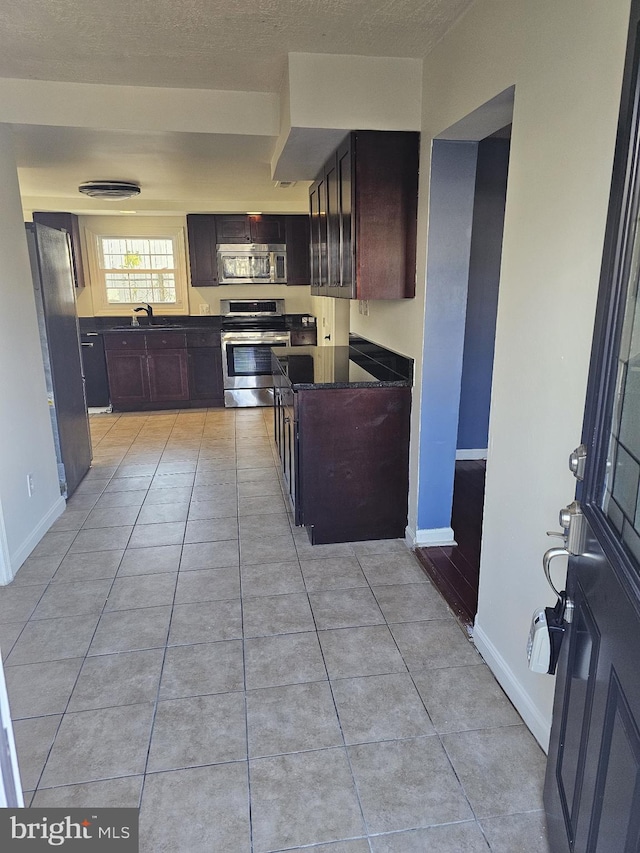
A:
[133,303,154,324]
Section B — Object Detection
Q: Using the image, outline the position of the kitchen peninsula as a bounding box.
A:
[272,338,413,544]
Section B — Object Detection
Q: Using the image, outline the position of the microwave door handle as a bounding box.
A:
[270,252,276,283]
[271,252,285,283]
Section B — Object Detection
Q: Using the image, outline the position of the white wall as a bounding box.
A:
[355,0,631,747]
[287,53,422,131]
[0,124,64,582]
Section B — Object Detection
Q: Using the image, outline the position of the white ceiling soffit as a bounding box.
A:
[272,128,350,182]
[436,87,516,141]
[273,53,423,180]
[14,125,311,215]
[0,0,475,93]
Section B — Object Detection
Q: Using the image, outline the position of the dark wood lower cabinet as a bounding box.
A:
[188,346,223,403]
[147,349,189,401]
[104,329,223,410]
[104,351,149,406]
[274,382,297,517]
[274,372,411,543]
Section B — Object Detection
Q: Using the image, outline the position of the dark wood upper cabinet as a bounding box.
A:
[186,214,218,287]
[248,215,284,244]
[216,214,284,244]
[309,181,321,291]
[336,140,353,297]
[186,213,309,286]
[285,215,311,285]
[326,157,340,295]
[32,211,86,289]
[310,130,419,300]
[316,173,329,297]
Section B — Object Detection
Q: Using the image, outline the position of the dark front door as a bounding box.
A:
[544,3,640,850]
[30,222,92,497]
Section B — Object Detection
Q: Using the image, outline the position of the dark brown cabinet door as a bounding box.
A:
[354,131,419,299]
[296,386,411,543]
[188,346,224,403]
[147,349,189,401]
[284,216,311,285]
[216,215,252,243]
[249,215,284,243]
[290,327,317,346]
[273,381,298,518]
[337,140,354,297]
[186,214,218,286]
[318,174,329,296]
[105,351,149,405]
[33,212,86,289]
[326,156,340,291]
[308,131,419,300]
[216,214,285,244]
[309,181,321,292]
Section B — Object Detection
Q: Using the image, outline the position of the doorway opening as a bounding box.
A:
[414,97,512,626]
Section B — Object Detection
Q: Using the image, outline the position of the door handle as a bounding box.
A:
[81,342,94,348]
[543,547,568,598]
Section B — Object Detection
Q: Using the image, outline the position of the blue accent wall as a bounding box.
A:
[417,141,478,532]
[457,137,510,450]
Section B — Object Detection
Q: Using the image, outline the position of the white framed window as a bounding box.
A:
[84,220,189,316]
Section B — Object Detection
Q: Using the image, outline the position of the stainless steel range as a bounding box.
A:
[220,298,290,407]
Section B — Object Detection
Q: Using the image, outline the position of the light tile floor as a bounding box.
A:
[1,408,550,852]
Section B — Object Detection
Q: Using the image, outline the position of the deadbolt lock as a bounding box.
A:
[569,444,587,480]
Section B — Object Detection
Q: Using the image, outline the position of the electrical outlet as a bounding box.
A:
[199,304,211,315]
[359,300,369,316]
[27,473,34,497]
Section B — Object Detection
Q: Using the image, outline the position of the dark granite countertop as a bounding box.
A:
[79,314,314,333]
[273,339,413,389]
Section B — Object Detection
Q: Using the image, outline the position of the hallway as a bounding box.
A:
[1,408,548,851]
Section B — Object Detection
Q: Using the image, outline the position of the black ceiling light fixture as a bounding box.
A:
[78,180,141,200]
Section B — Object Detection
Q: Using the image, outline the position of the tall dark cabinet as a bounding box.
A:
[186,214,218,287]
[310,130,419,300]
[32,212,86,290]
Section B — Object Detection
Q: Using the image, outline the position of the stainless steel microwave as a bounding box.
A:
[217,244,287,285]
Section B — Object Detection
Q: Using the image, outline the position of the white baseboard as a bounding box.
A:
[456,448,488,460]
[406,525,456,547]
[473,619,551,752]
[3,497,66,585]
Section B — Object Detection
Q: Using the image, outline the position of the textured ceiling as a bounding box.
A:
[7,0,476,214]
[0,0,474,91]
